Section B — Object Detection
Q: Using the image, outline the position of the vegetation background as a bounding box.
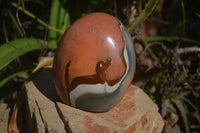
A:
[0,0,200,132]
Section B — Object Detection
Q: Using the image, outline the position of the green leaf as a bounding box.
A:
[143,36,200,45]
[0,66,34,88]
[0,38,56,71]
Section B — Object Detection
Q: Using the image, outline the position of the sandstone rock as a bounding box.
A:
[0,103,10,133]
[56,85,164,133]
[23,69,66,133]
[15,69,164,133]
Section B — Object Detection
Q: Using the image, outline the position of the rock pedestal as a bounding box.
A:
[0,103,10,133]
[14,69,164,133]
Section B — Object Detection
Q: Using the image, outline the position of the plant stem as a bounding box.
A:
[128,0,159,34]
[11,2,64,34]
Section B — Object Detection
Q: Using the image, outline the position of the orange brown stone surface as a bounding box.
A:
[56,85,164,133]
[14,69,164,133]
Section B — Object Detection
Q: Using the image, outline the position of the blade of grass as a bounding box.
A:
[59,5,71,31]
[143,36,200,45]
[49,0,61,44]
[57,7,70,42]
[49,0,70,44]
[0,38,56,71]
[61,12,70,31]
[180,0,186,32]
[0,66,34,88]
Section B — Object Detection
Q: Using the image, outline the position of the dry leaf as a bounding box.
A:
[8,104,19,133]
[32,57,54,73]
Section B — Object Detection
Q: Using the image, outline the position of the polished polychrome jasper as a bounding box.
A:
[53,12,135,112]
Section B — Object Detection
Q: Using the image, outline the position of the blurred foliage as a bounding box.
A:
[0,0,200,132]
[135,0,200,132]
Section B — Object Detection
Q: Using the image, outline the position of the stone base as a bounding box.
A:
[0,103,10,133]
[12,69,164,133]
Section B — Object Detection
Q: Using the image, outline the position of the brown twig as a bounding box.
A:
[15,0,32,50]
[40,25,49,56]
[16,0,26,38]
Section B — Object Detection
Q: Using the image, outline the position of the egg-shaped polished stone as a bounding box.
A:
[53,12,135,112]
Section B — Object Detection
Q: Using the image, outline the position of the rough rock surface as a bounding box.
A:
[0,103,10,133]
[16,69,164,133]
